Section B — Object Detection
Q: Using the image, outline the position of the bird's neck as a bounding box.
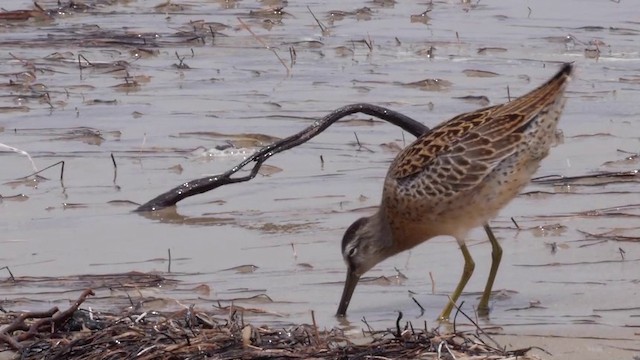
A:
[364,208,395,251]
[376,201,439,254]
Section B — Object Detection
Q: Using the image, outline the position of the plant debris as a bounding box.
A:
[0,289,538,360]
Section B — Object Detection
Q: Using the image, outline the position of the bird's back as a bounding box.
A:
[382,63,573,245]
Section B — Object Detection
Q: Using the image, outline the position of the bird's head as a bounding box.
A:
[341,216,390,276]
[336,214,393,316]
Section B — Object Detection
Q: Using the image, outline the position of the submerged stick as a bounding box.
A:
[135,103,428,212]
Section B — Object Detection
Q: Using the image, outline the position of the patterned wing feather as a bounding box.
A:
[389,63,573,194]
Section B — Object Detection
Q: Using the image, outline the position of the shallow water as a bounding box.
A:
[1,0,639,353]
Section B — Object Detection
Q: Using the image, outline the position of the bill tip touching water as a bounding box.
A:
[337,63,574,320]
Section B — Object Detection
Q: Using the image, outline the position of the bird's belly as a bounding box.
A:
[451,155,540,223]
[387,152,542,242]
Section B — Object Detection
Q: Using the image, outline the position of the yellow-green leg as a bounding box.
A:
[438,242,475,321]
[477,223,502,316]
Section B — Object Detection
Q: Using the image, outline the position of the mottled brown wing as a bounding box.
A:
[389,112,526,192]
[389,63,573,192]
[388,106,496,180]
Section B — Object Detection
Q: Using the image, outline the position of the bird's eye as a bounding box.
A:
[348,247,357,258]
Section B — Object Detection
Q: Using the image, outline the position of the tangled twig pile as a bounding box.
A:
[0,289,535,359]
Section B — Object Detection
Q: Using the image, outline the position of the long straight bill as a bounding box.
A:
[336,270,360,316]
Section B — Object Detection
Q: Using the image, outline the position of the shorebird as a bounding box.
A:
[337,63,573,320]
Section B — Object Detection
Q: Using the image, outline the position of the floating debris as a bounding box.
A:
[462,69,500,78]
[401,78,452,91]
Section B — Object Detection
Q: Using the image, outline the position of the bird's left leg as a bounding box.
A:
[477,223,502,316]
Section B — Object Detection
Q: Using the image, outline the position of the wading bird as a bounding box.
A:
[337,63,573,320]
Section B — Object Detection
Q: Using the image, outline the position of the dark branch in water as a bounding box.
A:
[135,103,429,212]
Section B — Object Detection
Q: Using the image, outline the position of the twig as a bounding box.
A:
[353,132,362,147]
[111,153,118,184]
[0,289,94,350]
[394,311,403,338]
[411,297,425,316]
[289,46,296,67]
[364,35,373,52]
[174,51,188,69]
[451,300,503,350]
[1,266,15,282]
[361,316,374,334]
[78,54,93,71]
[429,271,435,294]
[307,6,328,34]
[443,341,457,360]
[17,160,65,182]
[311,310,320,344]
[237,17,290,76]
[531,170,639,184]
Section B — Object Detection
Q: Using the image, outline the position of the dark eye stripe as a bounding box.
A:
[341,217,367,255]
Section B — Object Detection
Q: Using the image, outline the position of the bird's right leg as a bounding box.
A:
[438,241,475,321]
